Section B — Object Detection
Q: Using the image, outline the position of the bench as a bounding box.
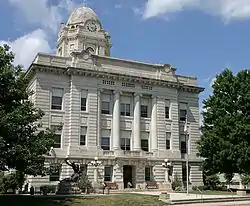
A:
[145,181,158,189]
[105,182,118,190]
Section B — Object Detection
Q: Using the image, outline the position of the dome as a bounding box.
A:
[67,6,100,25]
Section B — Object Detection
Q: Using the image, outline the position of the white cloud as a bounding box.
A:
[143,0,250,22]
[0,29,52,69]
[1,0,83,68]
[8,0,79,33]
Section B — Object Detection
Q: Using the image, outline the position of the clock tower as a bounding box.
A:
[56,6,111,57]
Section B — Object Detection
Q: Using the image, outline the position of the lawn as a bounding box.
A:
[0,194,166,206]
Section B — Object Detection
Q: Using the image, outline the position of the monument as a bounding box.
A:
[161,159,173,191]
[56,158,82,195]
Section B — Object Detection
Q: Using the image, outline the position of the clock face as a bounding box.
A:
[86,21,97,32]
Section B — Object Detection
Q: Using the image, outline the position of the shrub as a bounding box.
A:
[78,170,93,193]
[204,174,220,190]
[40,185,57,194]
[0,171,25,194]
[171,173,182,191]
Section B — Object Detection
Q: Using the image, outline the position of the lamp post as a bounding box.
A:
[162,159,172,191]
[89,157,102,183]
[184,115,189,195]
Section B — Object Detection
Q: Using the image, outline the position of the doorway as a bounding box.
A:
[123,165,134,188]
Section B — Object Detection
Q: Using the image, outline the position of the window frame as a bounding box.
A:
[140,105,148,118]
[51,88,63,110]
[101,137,110,150]
[121,138,131,151]
[101,101,110,114]
[141,139,149,152]
[180,109,187,121]
[104,166,113,182]
[120,103,131,116]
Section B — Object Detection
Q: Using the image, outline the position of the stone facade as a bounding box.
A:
[25,6,204,190]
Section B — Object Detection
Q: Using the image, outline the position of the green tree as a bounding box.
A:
[0,44,55,175]
[198,69,250,174]
[224,173,234,186]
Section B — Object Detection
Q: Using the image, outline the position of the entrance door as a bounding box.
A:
[123,165,133,188]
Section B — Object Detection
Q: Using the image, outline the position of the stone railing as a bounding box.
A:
[103,151,114,156]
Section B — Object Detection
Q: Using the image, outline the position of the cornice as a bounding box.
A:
[27,63,204,93]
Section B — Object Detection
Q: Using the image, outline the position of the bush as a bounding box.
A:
[172,173,182,191]
[40,185,57,195]
[204,174,220,190]
[0,171,25,194]
[78,170,93,193]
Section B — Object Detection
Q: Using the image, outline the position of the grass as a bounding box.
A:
[0,194,166,206]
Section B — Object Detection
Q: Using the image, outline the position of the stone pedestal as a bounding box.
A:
[237,190,247,196]
[160,182,173,192]
[56,181,81,195]
[159,192,171,204]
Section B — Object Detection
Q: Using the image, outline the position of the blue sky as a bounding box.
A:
[0,0,250,113]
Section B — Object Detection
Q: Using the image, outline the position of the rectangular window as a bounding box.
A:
[141,105,148,117]
[120,103,130,116]
[101,102,110,114]
[101,137,110,150]
[166,132,171,150]
[51,88,63,110]
[121,138,130,151]
[165,107,169,119]
[51,125,62,148]
[141,139,149,152]
[180,109,187,121]
[145,167,152,181]
[104,166,113,182]
[101,130,110,150]
[49,164,60,182]
[81,90,87,111]
[180,134,187,154]
[80,127,87,146]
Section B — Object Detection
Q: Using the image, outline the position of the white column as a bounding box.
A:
[112,90,121,150]
[133,93,141,151]
[94,167,98,183]
[151,96,157,152]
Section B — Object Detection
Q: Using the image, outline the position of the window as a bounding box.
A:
[101,94,111,114]
[121,138,130,151]
[101,137,110,150]
[104,166,113,181]
[51,88,63,110]
[166,132,171,150]
[180,134,187,154]
[51,125,62,148]
[165,99,170,119]
[49,164,60,181]
[181,141,187,154]
[101,102,110,114]
[80,127,87,146]
[145,167,152,181]
[165,107,169,119]
[101,130,110,150]
[141,139,149,152]
[182,164,187,184]
[120,103,130,116]
[81,90,87,111]
[180,109,187,121]
[141,105,148,117]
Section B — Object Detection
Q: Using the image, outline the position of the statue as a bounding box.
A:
[64,158,81,182]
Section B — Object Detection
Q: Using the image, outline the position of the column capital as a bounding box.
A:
[134,93,143,97]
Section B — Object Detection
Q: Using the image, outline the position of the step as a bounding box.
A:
[170,196,250,205]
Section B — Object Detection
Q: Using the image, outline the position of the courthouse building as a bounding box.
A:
[25,6,204,189]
